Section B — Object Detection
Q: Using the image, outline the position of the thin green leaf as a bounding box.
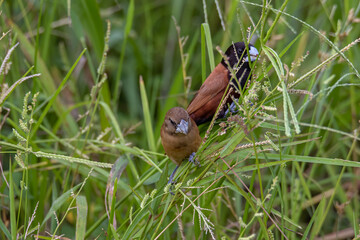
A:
[30,49,86,139]
[220,131,245,157]
[301,196,326,240]
[139,76,156,153]
[9,161,16,240]
[201,23,215,71]
[107,178,118,240]
[72,0,104,60]
[0,217,11,239]
[75,196,88,240]
[114,0,135,107]
[201,25,207,83]
[110,224,120,240]
[262,45,291,136]
[271,209,302,230]
[262,154,360,168]
[98,101,125,144]
[122,208,150,240]
[263,0,290,43]
[41,183,82,227]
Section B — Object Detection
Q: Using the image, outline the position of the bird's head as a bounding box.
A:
[163,107,192,135]
[221,42,259,69]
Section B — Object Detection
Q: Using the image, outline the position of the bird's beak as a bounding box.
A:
[245,46,259,62]
[175,119,189,135]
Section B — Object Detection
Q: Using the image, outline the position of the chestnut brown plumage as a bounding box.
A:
[161,107,202,183]
[187,42,259,125]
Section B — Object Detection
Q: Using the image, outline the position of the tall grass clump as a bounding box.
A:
[0,0,359,239]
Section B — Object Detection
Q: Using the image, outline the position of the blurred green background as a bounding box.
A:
[1,0,360,239]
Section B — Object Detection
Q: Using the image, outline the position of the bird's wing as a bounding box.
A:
[187,63,229,115]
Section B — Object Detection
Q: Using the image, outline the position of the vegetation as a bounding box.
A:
[1,0,359,239]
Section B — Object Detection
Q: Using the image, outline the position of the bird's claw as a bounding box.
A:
[168,165,179,185]
[225,100,239,116]
[167,165,180,195]
[188,152,201,167]
[229,101,238,113]
[167,153,200,195]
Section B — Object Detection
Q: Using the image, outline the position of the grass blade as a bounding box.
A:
[139,76,156,153]
[201,25,207,82]
[41,183,82,227]
[9,161,16,240]
[114,0,135,107]
[201,23,215,71]
[75,196,88,240]
[72,0,104,60]
[0,217,11,240]
[301,197,326,240]
[30,49,86,139]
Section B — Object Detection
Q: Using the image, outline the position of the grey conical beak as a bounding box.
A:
[175,119,189,134]
[245,46,259,62]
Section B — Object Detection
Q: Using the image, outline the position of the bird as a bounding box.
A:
[187,42,259,125]
[160,107,202,184]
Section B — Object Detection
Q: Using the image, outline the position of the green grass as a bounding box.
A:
[1,0,360,239]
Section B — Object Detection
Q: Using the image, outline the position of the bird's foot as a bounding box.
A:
[167,165,180,195]
[225,100,239,116]
[188,152,201,167]
[168,165,179,185]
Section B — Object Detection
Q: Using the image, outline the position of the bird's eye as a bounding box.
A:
[169,118,176,126]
